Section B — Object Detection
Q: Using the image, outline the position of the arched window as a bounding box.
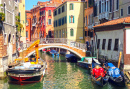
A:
[70,28,74,36]
[128,6,130,15]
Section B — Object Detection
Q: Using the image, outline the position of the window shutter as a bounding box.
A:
[73,16,74,23]
[70,4,71,10]
[69,16,71,23]
[72,4,73,10]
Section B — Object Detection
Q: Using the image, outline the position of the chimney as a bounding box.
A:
[33,5,34,7]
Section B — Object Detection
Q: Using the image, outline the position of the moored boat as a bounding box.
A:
[7,40,47,85]
[49,50,58,55]
[77,57,97,69]
[65,54,77,62]
[91,59,109,86]
[105,63,125,87]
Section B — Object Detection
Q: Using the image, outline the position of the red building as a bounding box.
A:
[40,5,57,38]
[26,10,32,42]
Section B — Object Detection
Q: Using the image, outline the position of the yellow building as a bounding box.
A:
[19,0,26,43]
[54,1,84,43]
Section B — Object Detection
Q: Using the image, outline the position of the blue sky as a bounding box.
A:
[25,0,49,10]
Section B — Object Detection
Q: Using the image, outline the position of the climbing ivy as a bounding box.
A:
[15,16,23,32]
[0,12,5,22]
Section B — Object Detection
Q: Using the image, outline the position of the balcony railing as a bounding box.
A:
[98,12,109,20]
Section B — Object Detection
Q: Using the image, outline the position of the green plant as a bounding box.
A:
[0,4,3,6]
[15,6,17,10]
[0,12,5,22]
[15,16,23,32]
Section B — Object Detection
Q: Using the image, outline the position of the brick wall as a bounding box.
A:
[0,36,7,57]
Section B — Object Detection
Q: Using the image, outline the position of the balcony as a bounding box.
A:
[88,23,94,29]
[98,12,109,20]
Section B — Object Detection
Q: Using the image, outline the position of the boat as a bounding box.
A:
[77,57,97,69]
[91,58,109,86]
[7,40,47,85]
[49,50,58,55]
[104,63,125,87]
[65,54,77,62]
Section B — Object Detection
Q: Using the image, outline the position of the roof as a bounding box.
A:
[94,16,130,28]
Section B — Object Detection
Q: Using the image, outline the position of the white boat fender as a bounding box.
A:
[43,69,45,76]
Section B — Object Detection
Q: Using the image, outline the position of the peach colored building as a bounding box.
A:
[26,10,32,42]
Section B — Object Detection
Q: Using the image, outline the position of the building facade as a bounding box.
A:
[94,16,130,68]
[40,6,56,38]
[119,0,130,18]
[84,0,94,51]
[93,0,120,26]
[19,0,26,43]
[30,6,41,41]
[54,1,84,43]
[0,0,19,78]
[26,10,32,42]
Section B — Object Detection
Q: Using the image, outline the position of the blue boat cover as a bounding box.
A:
[108,63,115,67]
[108,67,121,78]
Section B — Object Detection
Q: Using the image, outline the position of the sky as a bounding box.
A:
[25,0,49,10]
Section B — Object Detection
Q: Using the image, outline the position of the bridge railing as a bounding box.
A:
[39,38,86,50]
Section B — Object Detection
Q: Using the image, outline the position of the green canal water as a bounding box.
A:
[0,52,129,89]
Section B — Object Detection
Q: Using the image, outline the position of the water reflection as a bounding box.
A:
[2,52,129,89]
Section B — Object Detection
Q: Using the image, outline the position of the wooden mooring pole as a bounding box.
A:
[118,51,122,68]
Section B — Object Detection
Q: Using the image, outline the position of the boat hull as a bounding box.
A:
[8,75,43,85]
[77,62,91,69]
[91,75,109,86]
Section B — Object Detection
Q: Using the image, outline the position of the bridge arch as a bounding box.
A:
[26,45,84,58]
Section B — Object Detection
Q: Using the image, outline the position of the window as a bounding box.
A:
[121,9,123,16]
[102,39,106,50]
[108,39,112,50]
[48,10,51,16]
[13,34,15,44]
[56,20,57,27]
[116,0,119,10]
[62,5,64,12]
[69,15,74,23]
[58,19,61,26]
[70,28,74,36]
[114,39,119,51]
[94,3,97,16]
[26,31,28,38]
[8,34,11,43]
[85,2,87,8]
[85,16,87,26]
[90,32,93,37]
[110,0,112,12]
[85,31,87,37]
[64,16,67,23]
[58,8,61,14]
[70,3,74,10]
[62,18,64,25]
[97,39,100,49]
[99,1,101,13]
[4,33,7,44]
[128,6,130,15]
[54,10,57,16]
[48,19,51,25]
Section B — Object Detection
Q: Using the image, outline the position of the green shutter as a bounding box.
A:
[70,4,71,10]
[72,4,73,10]
[73,16,74,23]
[69,16,71,23]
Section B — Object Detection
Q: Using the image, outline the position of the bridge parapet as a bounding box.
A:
[40,38,86,50]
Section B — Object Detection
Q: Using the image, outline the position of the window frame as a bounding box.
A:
[70,3,74,10]
[48,10,51,16]
[120,8,123,16]
[97,39,100,49]
[114,39,119,51]
[70,28,74,36]
[128,5,130,15]
[102,39,106,50]
[48,19,52,25]
[107,39,112,50]
[4,33,7,45]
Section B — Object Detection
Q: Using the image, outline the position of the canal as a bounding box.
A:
[0,51,128,89]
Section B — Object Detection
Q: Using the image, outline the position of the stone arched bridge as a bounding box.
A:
[20,38,87,58]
